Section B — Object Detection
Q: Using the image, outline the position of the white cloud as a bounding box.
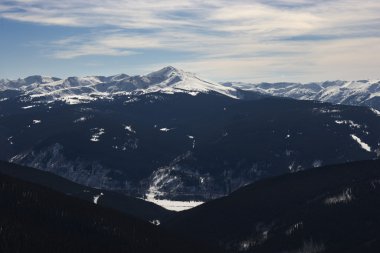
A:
[152,37,380,82]
[52,45,136,59]
[1,0,379,81]
[0,4,13,12]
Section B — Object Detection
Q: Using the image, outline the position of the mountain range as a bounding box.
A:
[0,66,238,104]
[2,67,380,111]
[1,66,380,252]
[1,67,380,206]
[223,79,380,110]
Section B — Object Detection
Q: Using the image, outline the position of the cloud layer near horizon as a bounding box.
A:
[1,0,379,82]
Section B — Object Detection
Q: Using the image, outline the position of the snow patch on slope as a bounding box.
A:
[93,192,104,204]
[285,222,303,236]
[371,108,380,116]
[22,105,36,109]
[325,188,353,205]
[7,136,14,145]
[74,116,92,123]
[350,134,371,152]
[335,120,361,129]
[90,128,105,142]
[145,165,204,211]
[187,135,196,149]
[145,195,204,212]
[124,125,136,134]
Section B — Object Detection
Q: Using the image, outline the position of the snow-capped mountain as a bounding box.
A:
[223,79,380,110]
[0,66,237,104]
[4,67,379,110]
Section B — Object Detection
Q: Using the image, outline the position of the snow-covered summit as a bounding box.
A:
[147,66,179,78]
[143,66,237,97]
[0,67,238,103]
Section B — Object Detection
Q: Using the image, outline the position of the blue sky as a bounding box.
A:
[0,0,379,82]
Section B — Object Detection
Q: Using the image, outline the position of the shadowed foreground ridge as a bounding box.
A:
[165,159,380,253]
[0,160,173,222]
[0,170,221,253]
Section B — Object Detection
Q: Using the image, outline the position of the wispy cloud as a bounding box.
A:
[162,37,380,82]
[1,0,379,81]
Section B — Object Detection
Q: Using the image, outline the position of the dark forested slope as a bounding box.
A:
[0,160,173,222]
[165,159,380,253]
[0,170,220,253]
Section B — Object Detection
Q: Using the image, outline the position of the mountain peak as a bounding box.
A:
[147,66,184,79]
[161,65,179,72]
[109,73,130,82]
[24,75,61,85]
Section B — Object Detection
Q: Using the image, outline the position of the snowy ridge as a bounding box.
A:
[0,66,238,104]
[223,79,380,109]
[3,70,380,108]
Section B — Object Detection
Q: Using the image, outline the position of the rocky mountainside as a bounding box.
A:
[164,159,380,253]
[223,79,380,110]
